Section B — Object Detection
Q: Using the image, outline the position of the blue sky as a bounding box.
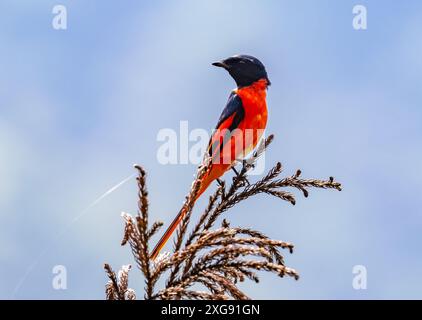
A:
[1,0,421,299]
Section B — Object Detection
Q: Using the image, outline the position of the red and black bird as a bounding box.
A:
[151,55,271,260]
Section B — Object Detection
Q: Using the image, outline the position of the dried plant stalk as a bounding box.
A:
[104,263,136,300]
[104,135,341,300]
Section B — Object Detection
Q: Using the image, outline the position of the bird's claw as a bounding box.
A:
[231,166,250,186]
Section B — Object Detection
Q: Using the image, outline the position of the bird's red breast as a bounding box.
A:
[234,78,268,148]
[198,78,269,196]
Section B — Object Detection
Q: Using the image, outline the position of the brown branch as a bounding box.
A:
[104,134,341,300]
[104,264,124,300]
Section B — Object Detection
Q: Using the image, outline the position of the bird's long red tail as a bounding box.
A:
[149,205,188,260]
[149,169,217,260]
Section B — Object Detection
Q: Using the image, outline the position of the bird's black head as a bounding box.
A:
[212,54,270,88]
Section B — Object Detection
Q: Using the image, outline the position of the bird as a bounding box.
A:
[150,54,270,260]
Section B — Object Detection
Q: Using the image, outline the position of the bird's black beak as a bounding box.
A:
[212,61,229,69]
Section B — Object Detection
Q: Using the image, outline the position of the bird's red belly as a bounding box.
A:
[204,95,267,189]
[234,82,268,157]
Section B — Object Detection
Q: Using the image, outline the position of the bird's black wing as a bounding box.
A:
[215,91,245,131]
[207,91,245,157]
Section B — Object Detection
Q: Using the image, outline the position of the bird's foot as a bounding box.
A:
[216,178,227,199]
[231,166,250,186]
[241,158,255,170]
